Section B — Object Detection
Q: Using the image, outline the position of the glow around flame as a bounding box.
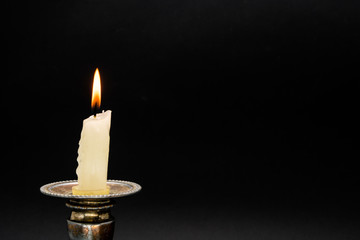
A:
[91,68,101,110]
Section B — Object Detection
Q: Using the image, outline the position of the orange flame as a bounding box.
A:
[91,68,101,110]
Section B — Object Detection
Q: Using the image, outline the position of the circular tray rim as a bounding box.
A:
[40,180,141,199]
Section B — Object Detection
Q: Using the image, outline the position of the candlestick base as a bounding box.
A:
[67,199,115,240]
[40,180,141,240]
[68,220,114,240]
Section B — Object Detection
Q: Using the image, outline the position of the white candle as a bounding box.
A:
[73,110,111,195]
[72,68,112,195]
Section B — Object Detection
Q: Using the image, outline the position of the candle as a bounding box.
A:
[72,68,112,195]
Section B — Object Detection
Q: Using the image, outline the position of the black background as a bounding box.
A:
[3,0,360,239]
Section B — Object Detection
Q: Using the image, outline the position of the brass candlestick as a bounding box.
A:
[40,180,141,240]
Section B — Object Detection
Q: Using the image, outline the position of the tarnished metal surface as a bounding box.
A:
[67,220,114,240]
[67,199,115,239]
[40,180,141,199]
[67,199,114,223]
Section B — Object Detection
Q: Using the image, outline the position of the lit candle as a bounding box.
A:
[72,68,112,195]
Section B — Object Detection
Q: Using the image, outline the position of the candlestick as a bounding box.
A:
[40,180,141,240]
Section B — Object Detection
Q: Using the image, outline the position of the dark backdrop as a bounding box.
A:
[4,0,360,239]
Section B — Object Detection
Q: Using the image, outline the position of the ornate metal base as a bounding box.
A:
[40,180,141,240]
[67,199,115,240]
[67,220,114,240]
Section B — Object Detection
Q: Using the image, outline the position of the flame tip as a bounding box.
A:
[91,68,101,110]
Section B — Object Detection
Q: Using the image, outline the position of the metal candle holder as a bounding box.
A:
[40,180,141,240]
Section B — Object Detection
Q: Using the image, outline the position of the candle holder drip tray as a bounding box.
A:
[40,180,141,240]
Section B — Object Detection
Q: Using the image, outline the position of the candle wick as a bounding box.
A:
[93,103,99,118]
[94,108,97,118]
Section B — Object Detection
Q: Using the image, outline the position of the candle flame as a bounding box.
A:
[91,68,101,111]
